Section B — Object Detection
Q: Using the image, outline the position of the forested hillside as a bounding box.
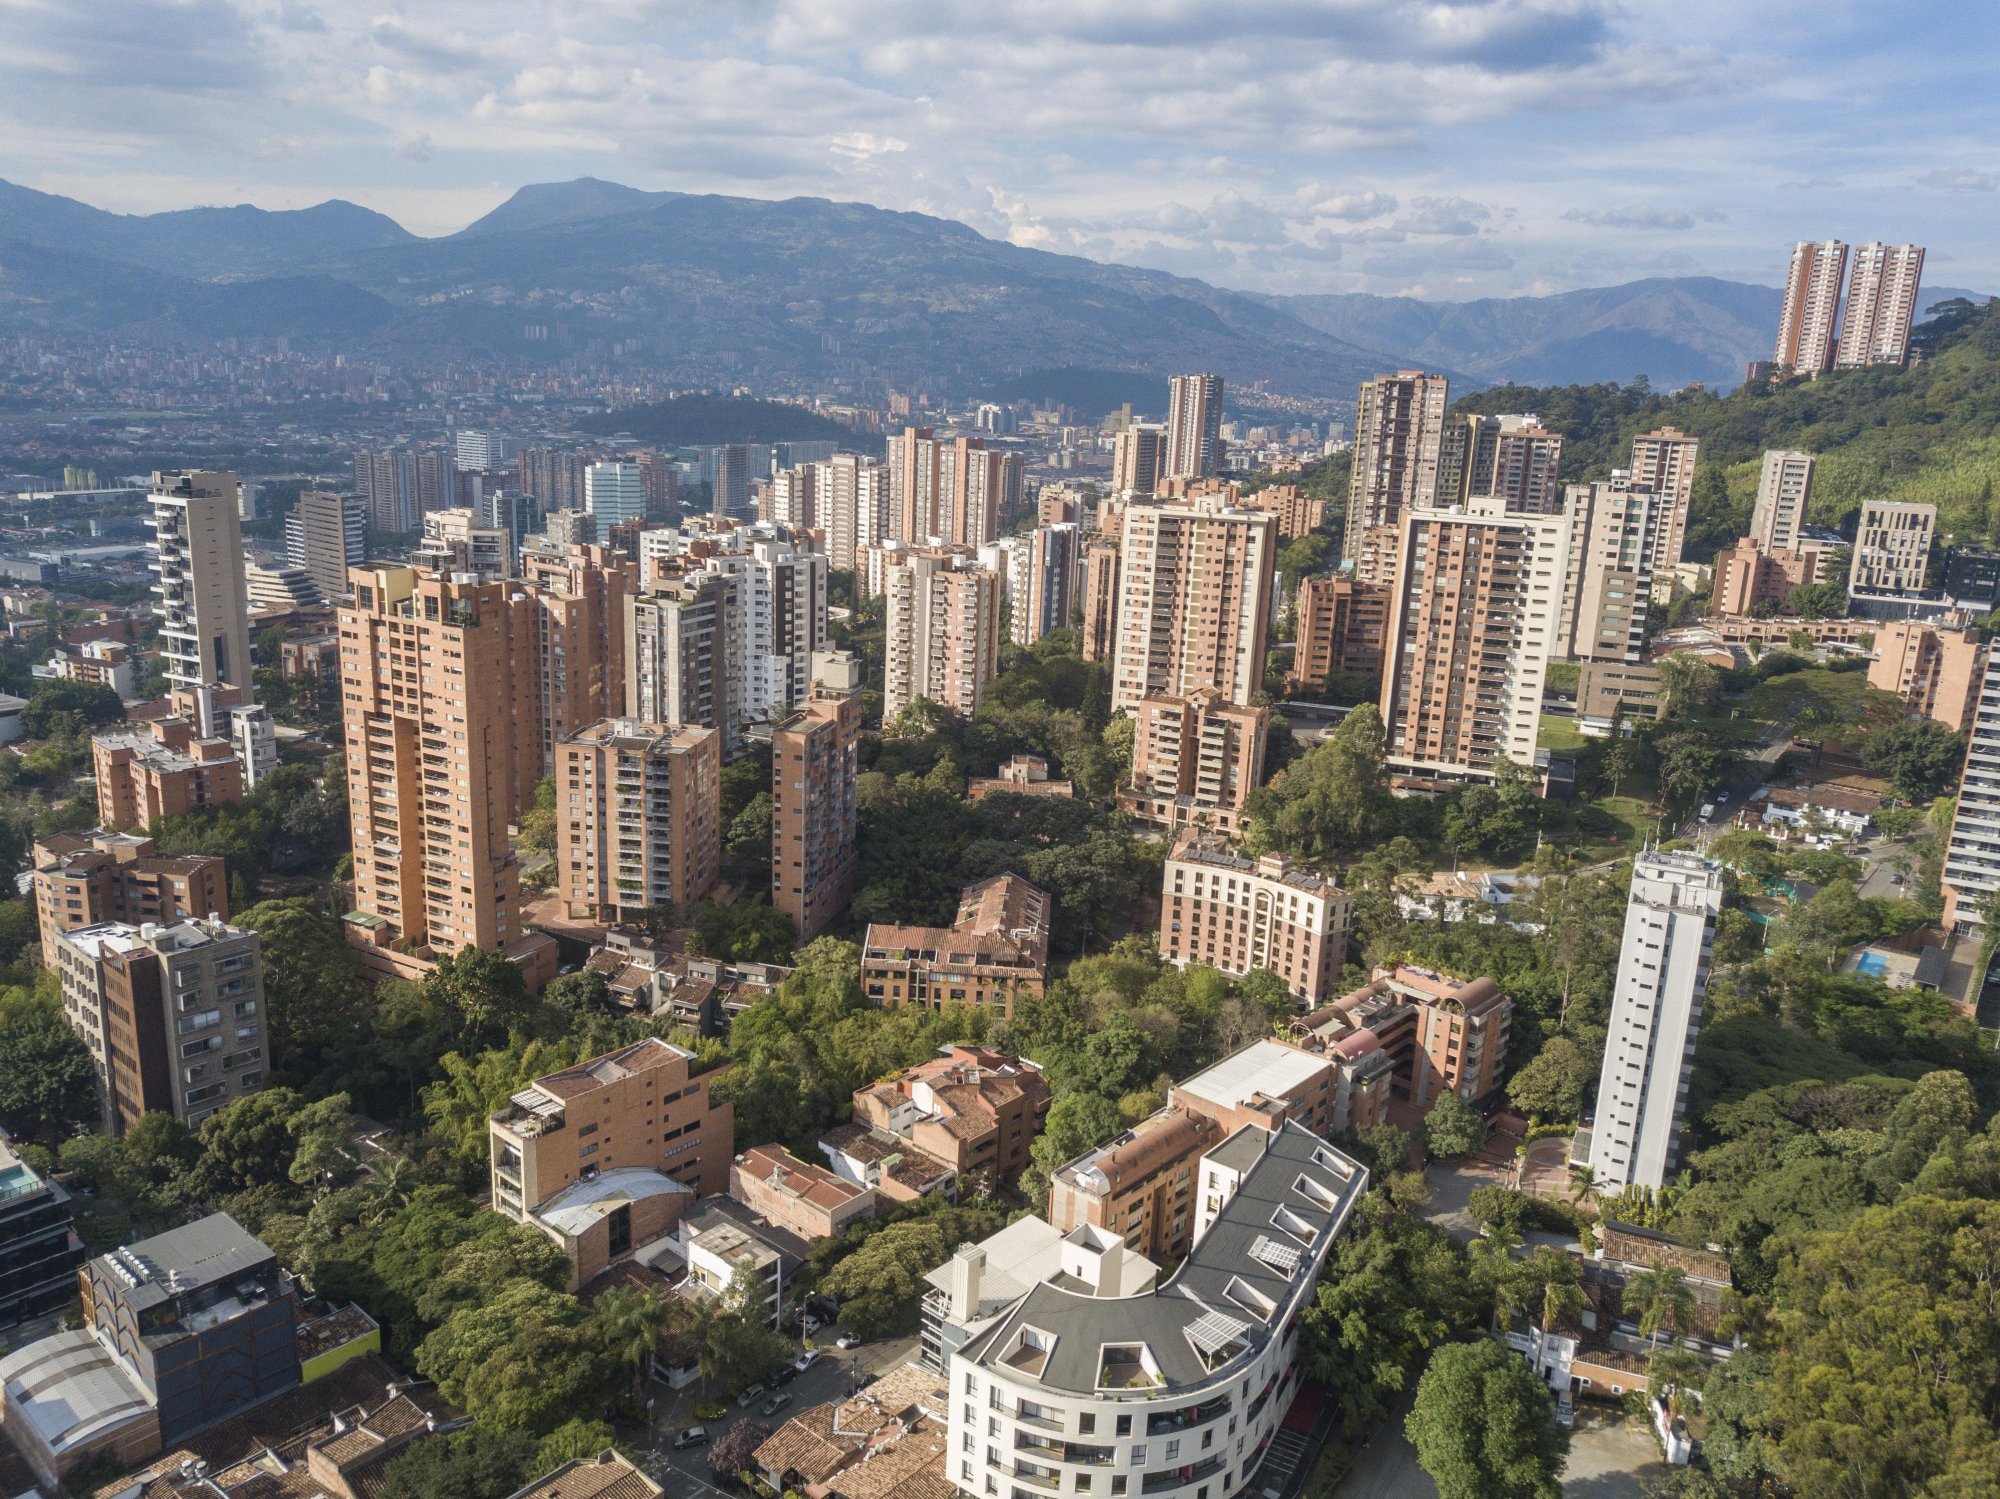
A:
[1453,297,2000,562]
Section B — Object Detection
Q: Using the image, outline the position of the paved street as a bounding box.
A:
[632,1334,923,1493]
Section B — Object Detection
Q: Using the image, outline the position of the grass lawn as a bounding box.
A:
[1573,794,1661,861]
[1538,715,1589,752]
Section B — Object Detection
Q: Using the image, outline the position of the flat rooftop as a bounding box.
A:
[1175,1041,1328,1112]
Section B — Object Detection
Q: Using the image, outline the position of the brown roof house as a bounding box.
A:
[731,1145,877,1242]
[752,1363,951,1499]
[862,875,1051,1021]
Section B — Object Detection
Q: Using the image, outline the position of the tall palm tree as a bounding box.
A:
[1531,1251,1586,1372]
[1624,1263,1696,1350]
[594,1285,675,1405]
[1569,1163,1598,1208]
[1648,1346,1707,1419]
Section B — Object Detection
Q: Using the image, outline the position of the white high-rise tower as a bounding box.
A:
[1587,850,1723,1193]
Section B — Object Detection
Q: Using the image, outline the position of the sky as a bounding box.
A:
[2,0,1995,300]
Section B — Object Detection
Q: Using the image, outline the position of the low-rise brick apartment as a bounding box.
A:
[1159,835,1353,1004]
[862,874,1051,1021]
[848,1045,1051,1181]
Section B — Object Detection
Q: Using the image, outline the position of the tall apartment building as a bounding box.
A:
[771,669,862,944]
[520,540,636,772]
[935,1122,1365,1499]
[555,720,720,922]
[883,546,1002,722]
[1835,242,1925,369]
[92,718,245,832]
[706,444,756,520]
[353,448,451,532]
[1711,535,1833,615]
[585,460,646,530]
[768,464,816,532]
[861,875,1051,1020]
[1868,621,1982,731]
[33,831,226,968]
[454,429,514,470]
[887,426,939,543]
[1109,497,1274,713]
[936,437,1015,546]
[519,448,590,514]
[1379,495,1570,781]
[1159,835,1352,1003]
[1345,371,1449,559]
[1588,851,1723,1193]
[1164,373,1226,480]
[1079,533,1122,662]
[1435,414,1564,513]
[1850,500,1937,595]
[1118,689,1268,837]
[1775,239,1850,375]
[53,915,268,1136]
[489,1038,735,1287]
[340,565,540,961]
[285,490,366,601]
[626,575,734,739]
[1625,427,1700,578]
[1561,482,1668,663]
[1001,522,1082,645]
[1944,647,2000,929]
[413,507,514,579]
[707,530,829,729]
[1289,575,1392,690]
[1748,450,1816,550]
[1242,483,1328,539]
[149,469,253,724]
[810,453,890,570]
[1111,424,1164,497]
[545,507,596,548]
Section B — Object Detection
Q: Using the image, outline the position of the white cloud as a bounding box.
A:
[1562,206,1727,231]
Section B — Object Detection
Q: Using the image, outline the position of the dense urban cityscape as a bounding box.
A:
[0,22,1998,1492]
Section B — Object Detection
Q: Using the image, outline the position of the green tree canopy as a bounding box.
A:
[1405,1339,1568,1499]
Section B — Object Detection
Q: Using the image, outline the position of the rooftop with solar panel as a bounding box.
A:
[932,1119,1366,1398]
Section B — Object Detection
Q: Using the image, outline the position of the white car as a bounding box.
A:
[1556,1394,1575,1428]
[794,1349,822,1374]
[834,1332,860,1350]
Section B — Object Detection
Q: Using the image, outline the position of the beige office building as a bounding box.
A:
[883,547,1002,721]
[1109,498,1274,713]
[1748,450,1816,551]
[1775,239,1849,375]
[1850,501,1936,594]
[555,720,720,922]
[1836,242,1925,369]
[1345,372,1448,560]
[1380,495,1570,781]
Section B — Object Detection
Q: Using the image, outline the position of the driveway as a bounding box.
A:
[1562,1409,1671,1497]
[1338,1401,1664,1499]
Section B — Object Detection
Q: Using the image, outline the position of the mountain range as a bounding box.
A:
[1,176,1980,401]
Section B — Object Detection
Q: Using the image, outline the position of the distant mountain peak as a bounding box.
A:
[453,177,677,239]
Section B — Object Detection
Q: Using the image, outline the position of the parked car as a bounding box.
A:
[834,1331,860,1350]
[802,1314,821,1336]
[807,1295,839,1323]
[672,1426,708,1449]
[772,1364,799,1387]
[737,1384,765,1408]
[794,1350,822,1373]
[1556,1394,1575,1429]
[761,1393,794,1417]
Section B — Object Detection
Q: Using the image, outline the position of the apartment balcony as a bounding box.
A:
[1142,1455,1225,1494]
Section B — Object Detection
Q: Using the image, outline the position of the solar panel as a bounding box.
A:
[1186,1311,1250,1356]
[1250,1236,1302,1274]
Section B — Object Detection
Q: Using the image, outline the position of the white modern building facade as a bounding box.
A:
[1586,851,1723,1193]
[585,461,647,528]
[934,1121,1365,1499]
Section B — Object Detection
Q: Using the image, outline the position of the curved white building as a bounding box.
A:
[936,1120,1365,1499]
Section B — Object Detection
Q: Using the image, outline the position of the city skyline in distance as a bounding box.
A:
[0,1,1992,301]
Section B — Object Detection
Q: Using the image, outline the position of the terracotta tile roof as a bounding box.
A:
[506,1452,662,1499]
[754,1401,860,1484]
[736,1144,871,1211]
